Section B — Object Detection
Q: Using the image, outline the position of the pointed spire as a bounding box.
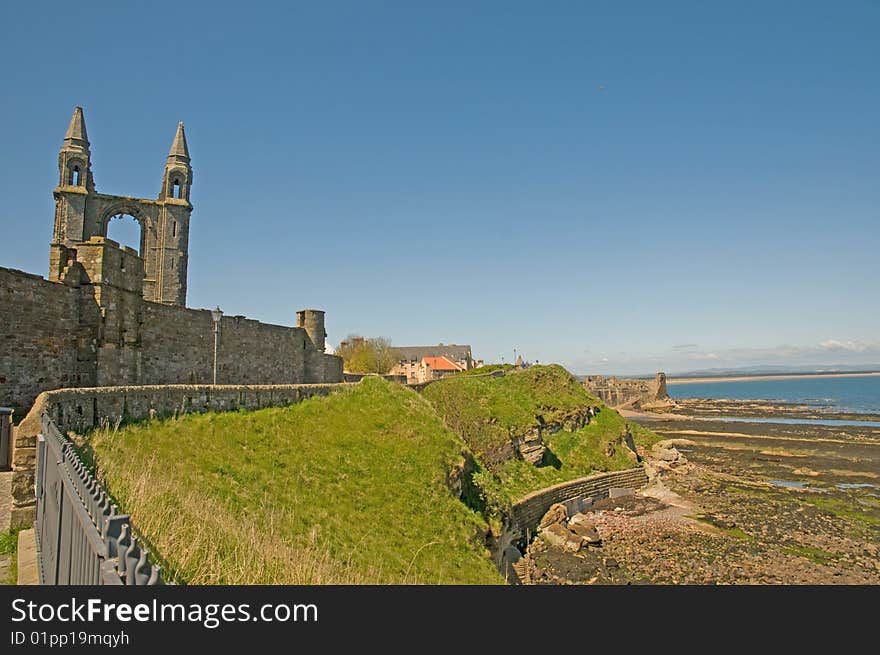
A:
[62,106,90,152]
[167,122,190,162]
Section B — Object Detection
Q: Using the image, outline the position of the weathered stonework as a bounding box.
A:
[1,108,345,526]
[584,372,669,409]
[52,108,192,306]
[492,467,650,574]
[8,383,350,528]
[511,406,599,466]
[1,108,343,416]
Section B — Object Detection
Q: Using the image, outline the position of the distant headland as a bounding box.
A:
[667,371,880,384]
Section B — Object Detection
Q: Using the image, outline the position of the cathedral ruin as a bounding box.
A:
[0,107,343,417]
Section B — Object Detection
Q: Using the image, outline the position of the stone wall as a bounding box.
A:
[139,303,319,386]
[584,372,669,409]
[0,268,97,415]
[342,373,408,384]
[508,467,649,538]
[9,382,351,527]
[1,256,343,417]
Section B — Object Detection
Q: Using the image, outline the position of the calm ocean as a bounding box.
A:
[666,375,880,414]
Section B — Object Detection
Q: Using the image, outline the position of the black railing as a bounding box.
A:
[34,413,164,585]
[0,407,11,471]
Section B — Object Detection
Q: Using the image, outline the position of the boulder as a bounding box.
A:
[538,503,568,530]
[503,545,523,566]
[516,427,547,465]
[562,496,593,516]
[652,446,681,462]
[569,521,602,545]
[541,524,586,553]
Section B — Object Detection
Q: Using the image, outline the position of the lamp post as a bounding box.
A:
[211,306,223,385]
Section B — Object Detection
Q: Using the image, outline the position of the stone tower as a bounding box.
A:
[296,310,326,352]
[50,107,192,306]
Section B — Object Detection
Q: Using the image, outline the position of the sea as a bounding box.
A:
[666,374,880,415]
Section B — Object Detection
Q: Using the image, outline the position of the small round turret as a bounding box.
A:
[297,309,326,352]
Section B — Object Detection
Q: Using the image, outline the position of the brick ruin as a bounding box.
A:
[584,372,670,409]
[1,107,344,460]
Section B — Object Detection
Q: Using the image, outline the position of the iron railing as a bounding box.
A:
[0,407,11,470]
[34,413,164,585]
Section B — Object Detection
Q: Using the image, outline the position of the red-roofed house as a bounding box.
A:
[422,356,464,376]
[389,344,476,383]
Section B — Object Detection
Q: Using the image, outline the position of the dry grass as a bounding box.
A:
[86,378,502,585]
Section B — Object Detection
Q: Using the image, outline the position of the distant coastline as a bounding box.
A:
[667,371,880,385]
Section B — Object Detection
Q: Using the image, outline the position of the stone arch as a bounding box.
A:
[165,167,190,200]
[98,202,155,255]
[65,158,86,186]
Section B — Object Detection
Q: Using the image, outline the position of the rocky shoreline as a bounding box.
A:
[519,399,880,585]
[637,397,880,422]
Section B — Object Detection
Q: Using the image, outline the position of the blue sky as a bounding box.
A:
[1,1,878,375]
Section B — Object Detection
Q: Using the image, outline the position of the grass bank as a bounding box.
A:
[86,377,501,585]
[0,529,19,585]
[423,365,600,464]
[83,364,660,584]
[423,365,661,506]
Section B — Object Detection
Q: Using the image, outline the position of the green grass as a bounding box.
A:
[81,363,663,583]
[629,422,663,449]
[0,529,20,585]
[690,515,753,541]
[800,495,880,527]
[494,407,639,500]
[86,377,502,585]
[456,364,515,376]
[782,545,837,565]
[423,365,603,465]
[423,364,660,506]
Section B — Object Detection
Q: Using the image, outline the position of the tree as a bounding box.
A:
[336,335,397,374]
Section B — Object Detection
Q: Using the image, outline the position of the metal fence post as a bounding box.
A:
[33,413,165,585]
[0,407,12,471]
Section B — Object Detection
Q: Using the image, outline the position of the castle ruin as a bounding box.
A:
[584,372,670,409]
[0,107,343,418]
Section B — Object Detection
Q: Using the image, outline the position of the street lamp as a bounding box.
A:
[211,306,223,385]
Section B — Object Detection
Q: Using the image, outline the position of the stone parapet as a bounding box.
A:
[9,382,352,528]
[509,467,649,536]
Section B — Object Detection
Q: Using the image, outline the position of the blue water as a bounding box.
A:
[667,375,880,414]
[769,480,809,488]
[697,416,880,428]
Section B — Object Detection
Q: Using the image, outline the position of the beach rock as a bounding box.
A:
[569,521,602,545]
[656,438,697,449]
[515,427,547,465]
[562,496,593,516]
[538,503,568,530]
[542,523,584,552]
[652,446,681,462]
